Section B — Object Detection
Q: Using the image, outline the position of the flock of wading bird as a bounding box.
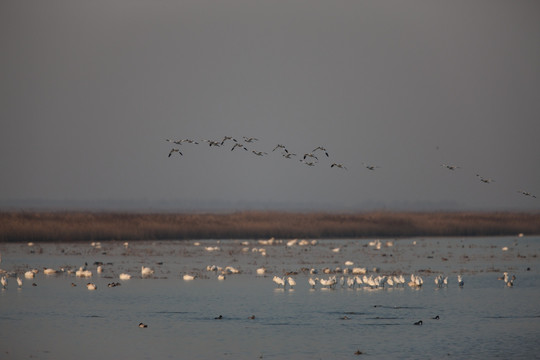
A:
[166,135,537,200]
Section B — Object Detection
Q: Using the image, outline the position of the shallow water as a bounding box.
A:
[1,236,539,359]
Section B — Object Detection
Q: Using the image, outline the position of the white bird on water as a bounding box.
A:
[272,276,286,288]
[319,276,337,289]
[287,277,296,288]
[76,267,92,277]
[366,276,377,288]
[408,274,423,287]
[141,266,154,276]
[17,277,23,288]
[458,274,464,287]
[1,276,7,289]
[119,273,131,280]
[86,283,97,290]
[308,277,318,288]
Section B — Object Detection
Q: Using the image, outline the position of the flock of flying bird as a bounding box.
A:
[165,136,373,172]
[165,135,537,200]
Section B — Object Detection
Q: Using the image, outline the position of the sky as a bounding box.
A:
[1,0,540,212]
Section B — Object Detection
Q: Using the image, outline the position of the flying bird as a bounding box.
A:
[517,190,536,198]
[303,153,319,161]
[331,163,347,170]
[166,138,198,145]
[441,164,460,170]
[252,151,268,156]
[476,174,494,183]
[243,136,259,143]
[168,148,182,157]
[312,146,329,157]
[221,136,237,145]
[362,163,380,171]
[231,143,248,151]
[201,139,221,147]
[301,160,316,167]
[273,144,288,153]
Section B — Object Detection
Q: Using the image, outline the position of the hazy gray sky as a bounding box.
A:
[1,0,539,211]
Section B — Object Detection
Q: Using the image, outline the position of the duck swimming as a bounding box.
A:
[86,283,97,290]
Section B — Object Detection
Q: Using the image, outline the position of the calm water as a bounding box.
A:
[1,236,539,359]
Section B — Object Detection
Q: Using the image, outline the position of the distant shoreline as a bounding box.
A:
[1,211,539,242]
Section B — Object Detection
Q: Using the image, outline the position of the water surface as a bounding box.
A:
[1,236,539,359]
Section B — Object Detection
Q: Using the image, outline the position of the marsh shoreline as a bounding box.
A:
[1,211,540,242]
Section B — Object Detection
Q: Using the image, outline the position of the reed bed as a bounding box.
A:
[1,211,539,242]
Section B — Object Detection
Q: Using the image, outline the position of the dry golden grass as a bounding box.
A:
[1,211,539,242]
